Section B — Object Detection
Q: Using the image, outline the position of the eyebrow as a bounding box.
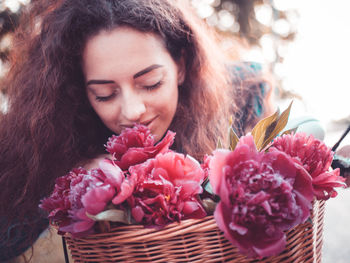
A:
[86,80,114,85]
[86,64,163,86]
[133,64,163,79]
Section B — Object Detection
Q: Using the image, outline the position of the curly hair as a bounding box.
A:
[0,0,268,259]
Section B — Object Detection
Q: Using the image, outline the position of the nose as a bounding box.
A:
[121,90,146,122]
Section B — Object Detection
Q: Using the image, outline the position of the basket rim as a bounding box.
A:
[64,200,326,263]
[66,215,219,241]
[65,200,325,241]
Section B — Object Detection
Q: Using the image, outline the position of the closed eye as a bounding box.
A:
[144,80,163,91]
[95,93,116,102]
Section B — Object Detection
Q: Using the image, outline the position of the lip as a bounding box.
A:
[120,124,135,129]
[141,116,158,127]
[120,116,158,129]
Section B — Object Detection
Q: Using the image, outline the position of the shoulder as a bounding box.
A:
[77,153,112,170]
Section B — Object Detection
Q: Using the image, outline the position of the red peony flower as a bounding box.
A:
[270,133,346,200]
[208,135,313,258]
[40,167,95,236]
[128,152,207,228]
[39,168,87,226]
[40,160,134,237]
[105,124,175,170]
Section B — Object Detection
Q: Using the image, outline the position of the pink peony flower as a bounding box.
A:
[270,133,346,200]
[128,152,207,227]
[208,135,313,258]
[96,159,135,205]
[40,160,134,237]
[105,124,175,170]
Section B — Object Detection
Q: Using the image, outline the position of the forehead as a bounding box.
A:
[82,27,171,78]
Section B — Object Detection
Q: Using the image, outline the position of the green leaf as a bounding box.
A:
[260,101,293,150]
[229,127,239,151]
[251,109,280,150]
[263,119,279,142]
[202,198,217,213]
[86,209,132,224]
[251,101,293,151]
[282,127,298,136]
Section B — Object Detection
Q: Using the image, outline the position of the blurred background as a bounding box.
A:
[0,0,349,262]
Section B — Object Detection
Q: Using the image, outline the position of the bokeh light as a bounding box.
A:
[4,0,21,13]
[255,4,273,26]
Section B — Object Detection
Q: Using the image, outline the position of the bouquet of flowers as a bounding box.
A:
[40,104,345,260]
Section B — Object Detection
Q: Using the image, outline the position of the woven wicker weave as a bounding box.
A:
[65,200,325,263]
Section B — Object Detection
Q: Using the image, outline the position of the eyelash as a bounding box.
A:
[94,81,162,102]
[144,80,163,91]
[95,93,116,102]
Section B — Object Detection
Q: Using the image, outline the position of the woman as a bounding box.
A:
[0,0,271,261]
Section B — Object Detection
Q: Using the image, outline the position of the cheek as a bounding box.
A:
[157,85,178,117]
[96,107,116,122]
[88,99,122,130]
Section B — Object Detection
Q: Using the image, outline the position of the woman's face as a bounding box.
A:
[82,27,184,141]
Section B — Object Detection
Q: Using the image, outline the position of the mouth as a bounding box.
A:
[141,116,157,127]
[120,116,158,130]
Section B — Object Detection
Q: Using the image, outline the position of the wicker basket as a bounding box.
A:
[65,200,325,263]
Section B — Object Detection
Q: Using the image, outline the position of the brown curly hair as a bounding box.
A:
[0,0,268,259]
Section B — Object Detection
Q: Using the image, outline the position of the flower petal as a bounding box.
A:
[132,206,145,223]
[112,178,135,204]
[82,184,115,215]
[208,149,231,193]
[99,159,124,187]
